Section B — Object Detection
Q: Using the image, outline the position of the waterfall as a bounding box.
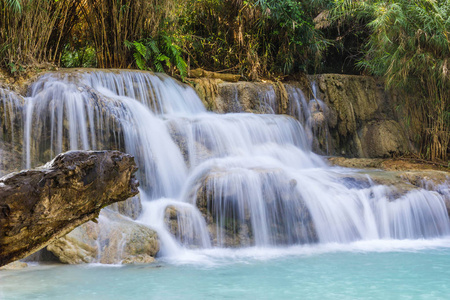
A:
[1,69,449,261]
[0,89,24,176]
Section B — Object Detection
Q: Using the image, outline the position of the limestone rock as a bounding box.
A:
[0,141,22,177]
[47,209,159,264]
[0,150,139,267]
[189,78,221,111]
[215,82,278,114]
[107,195,142,220]
[164,205,208,247]
[0,88,24,176]
[0,260,28,270]
[189,68,241,82]
[122,254,156,264]
[313,74,412,157]
[328,156,450,201]
[194,168,317,247]
[359,120,408,158]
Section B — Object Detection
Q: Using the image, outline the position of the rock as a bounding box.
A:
[189,68,241,82]
[0,89,24,176]
[0,150,139,267]
[193,168,317,247]
[122,254,155,265]
[165,205,184,241]
[328,156,450,200]
[0,141,23,177]
[215,82,278,113]
[189,78,221,111]
[0,260,28,270]
[328,157,448,172]
[164,205,209,247]
[360,120,409,158]
[47,209,159,264]
[328,157,385,169]
[312,74,413,157]
[107,195,142,220]
[46,226,98,264]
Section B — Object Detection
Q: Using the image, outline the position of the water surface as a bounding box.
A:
[2,240,450,300]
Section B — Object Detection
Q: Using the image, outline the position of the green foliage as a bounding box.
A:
[125,33,187,79]
[61,46,97,68]
[5,0,21,12]
[331,0,450,160]
[180,0,328,79]
[7,62,24,74]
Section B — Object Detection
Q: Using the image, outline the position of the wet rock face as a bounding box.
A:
[164,205,208,247]
[360,120,409,158]
[107,195,142,220]
[0,88,24,176]
[191,74,413,158]
[314,74,411,158]
[0,141,22,177]
[193,169,317,247]
[0,150,139,267]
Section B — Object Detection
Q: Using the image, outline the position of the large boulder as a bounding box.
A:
[192,168,317,247]
[47,209,159,264]
[0,150,139,267]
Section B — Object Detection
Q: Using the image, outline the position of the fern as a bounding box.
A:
[125,33,188,78]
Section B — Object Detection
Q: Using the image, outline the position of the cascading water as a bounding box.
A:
[0,88,24,176]
[1,70,449,263]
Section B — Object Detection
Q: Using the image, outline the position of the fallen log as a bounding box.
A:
[0,150,139,267]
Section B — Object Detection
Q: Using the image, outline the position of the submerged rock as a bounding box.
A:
[47,209,159,264]
[0,150,139,267]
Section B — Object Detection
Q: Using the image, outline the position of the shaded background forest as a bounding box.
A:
[0,0,448,161]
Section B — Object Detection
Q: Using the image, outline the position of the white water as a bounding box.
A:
[2,70,449,263]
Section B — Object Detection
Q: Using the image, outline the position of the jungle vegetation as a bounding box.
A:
[0,0,448,160]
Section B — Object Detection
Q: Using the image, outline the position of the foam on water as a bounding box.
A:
[156,237,450,267]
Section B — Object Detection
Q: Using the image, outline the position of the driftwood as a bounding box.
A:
[0,150,139,266]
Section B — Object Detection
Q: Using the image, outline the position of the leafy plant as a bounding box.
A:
[5,0,21,12]
[180,0,328,79]
[61,46,97,68]
[125,33,187,78]
[7,62,24,74]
